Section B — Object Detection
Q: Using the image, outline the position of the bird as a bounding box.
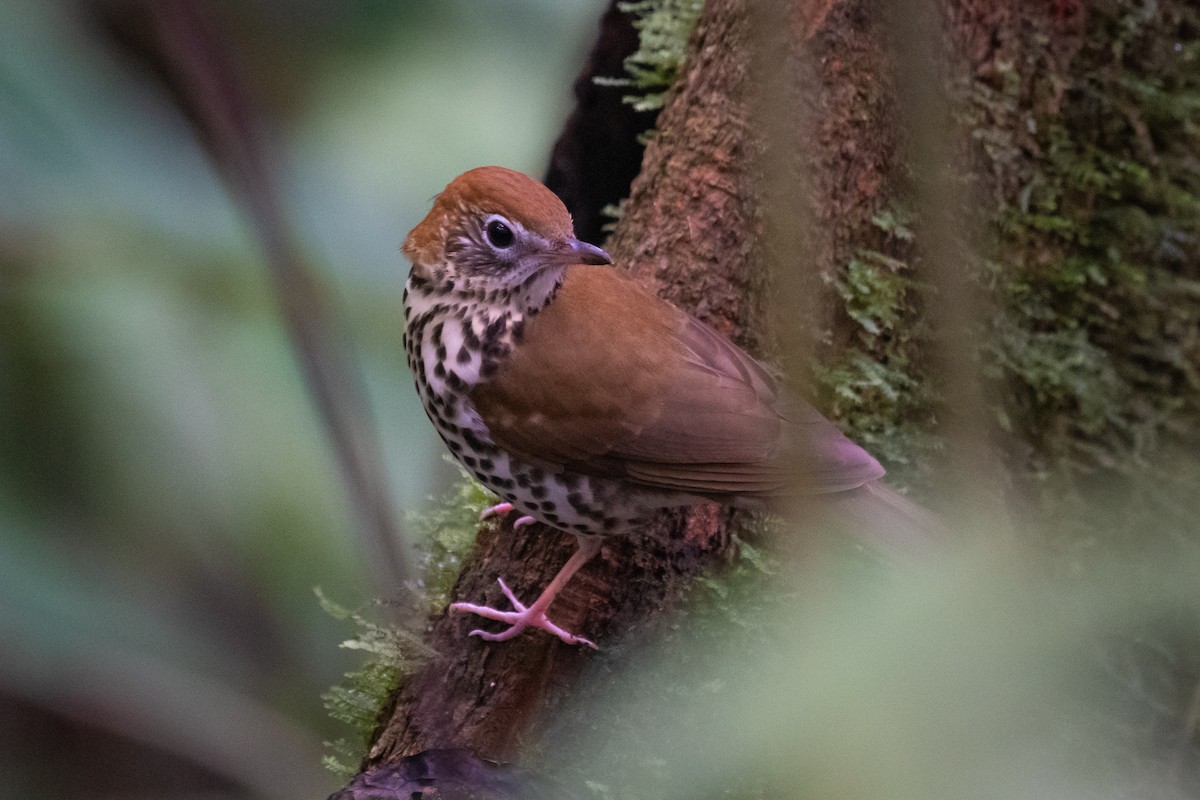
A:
[402,165,907,649]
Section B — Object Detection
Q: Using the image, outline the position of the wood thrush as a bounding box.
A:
[402,166,887,648]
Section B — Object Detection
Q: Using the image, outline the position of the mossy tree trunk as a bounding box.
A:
[362,0,909,769]
[351,0,1200,788]
[364,0,762,763]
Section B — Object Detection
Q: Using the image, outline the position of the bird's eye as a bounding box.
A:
[485,219,515,249]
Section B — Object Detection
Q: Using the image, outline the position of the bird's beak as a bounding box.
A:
[550,238,612,266]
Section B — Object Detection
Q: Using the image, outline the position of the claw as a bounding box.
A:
[513,515,536,528]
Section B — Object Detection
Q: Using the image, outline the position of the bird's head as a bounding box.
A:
[403,166,611,307]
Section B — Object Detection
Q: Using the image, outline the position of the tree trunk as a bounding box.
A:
[365,0,760,765]
[354,0,1198,790]
[363,0,900,769]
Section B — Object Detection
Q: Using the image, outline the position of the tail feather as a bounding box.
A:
[821,479,944,557]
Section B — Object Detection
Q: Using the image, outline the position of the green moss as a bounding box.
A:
[595,0,703,115]
[319,463,495,777]
[316,589,432,779]
[407,460,496,612]
[821,1,1200,502]
[980,1,1200,481]
[816,204,938,488]
[686,528,781,634]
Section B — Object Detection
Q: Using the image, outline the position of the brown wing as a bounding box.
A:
[470,266,884,499]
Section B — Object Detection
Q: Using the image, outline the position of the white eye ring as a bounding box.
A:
[483,215,516,249]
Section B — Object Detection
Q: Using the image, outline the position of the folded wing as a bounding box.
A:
[470,266,884,500]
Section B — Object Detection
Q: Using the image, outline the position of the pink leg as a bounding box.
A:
[479,501,513,521]
[513,515,536,528]
[450,536,603,648]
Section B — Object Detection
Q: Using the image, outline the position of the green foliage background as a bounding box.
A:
[4,0,1199,798]
[0,1,607,797]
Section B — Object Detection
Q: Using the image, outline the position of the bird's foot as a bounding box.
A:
[449,578,596,649]
[479,503,536,529]
[479,501,514,520]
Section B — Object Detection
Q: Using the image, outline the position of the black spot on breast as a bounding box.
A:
[434,361,446,378]
[544,511,560,524]
[540,500,556,512]
[431,321,444,345]
[530,485,547,500]
[409,274,429,291]
[462,320,480,349]
[511,319,525,341]
[485,316,506,340]
[446,372,467,393]
[493,477,513,490]
[456,347,472,364]
[462,429,485,451]
[462,455,477,468]
[562,473,581,489]
[436,344,447,361]
[567,492,585,510]
[479,458,494,471]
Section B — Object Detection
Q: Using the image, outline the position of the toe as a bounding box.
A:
[479,501,514,520]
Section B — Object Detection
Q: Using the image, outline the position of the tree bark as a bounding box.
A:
[359,0,1098,778]
[366,0,766,767]
[363,0,879,769]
